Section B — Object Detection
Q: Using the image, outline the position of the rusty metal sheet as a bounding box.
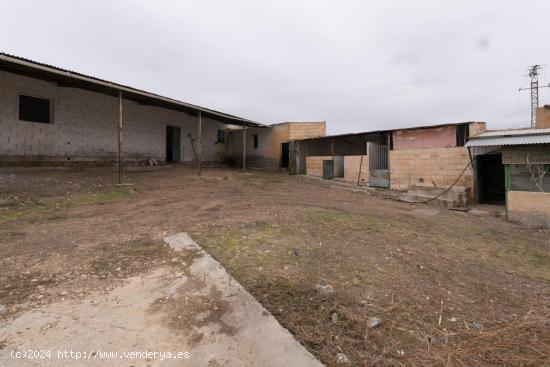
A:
[369,169,390,188]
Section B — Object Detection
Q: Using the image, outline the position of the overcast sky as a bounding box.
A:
[2,0,549,134]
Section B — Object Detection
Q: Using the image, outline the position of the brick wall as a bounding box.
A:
[343,155,368,184]
[0,70,229,164]
[306,156,332,177]
[508,191,550,228]
[389,147,473,191]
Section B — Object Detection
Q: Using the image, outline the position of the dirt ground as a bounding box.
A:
[1,166,549,366]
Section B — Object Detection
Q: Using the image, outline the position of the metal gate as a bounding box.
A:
[368,143,389,188]
[166,126,181,162]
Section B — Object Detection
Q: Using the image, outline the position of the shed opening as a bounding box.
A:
[476,153,505,204]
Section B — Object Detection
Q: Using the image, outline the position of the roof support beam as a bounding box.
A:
[197,112,202,177]
[242,124,247,171]
[331,139,335,177]
[117,91,123,184]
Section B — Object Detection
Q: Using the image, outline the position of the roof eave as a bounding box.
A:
[0,53,265,127]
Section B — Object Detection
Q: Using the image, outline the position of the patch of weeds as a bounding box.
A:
[69,190,129,205]
[490,246,550,281]
[463,225,487,235]
[0,205,43,222]
[299,208,383,232]
[214,221,280,251]
[523,249,550,280]
[46,212,70,221]
[87,240,172,278]
[0,189,131,224]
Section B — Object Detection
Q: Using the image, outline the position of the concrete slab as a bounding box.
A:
[164,233,324,367]
[0,233,323,367]
[165,232,197,252]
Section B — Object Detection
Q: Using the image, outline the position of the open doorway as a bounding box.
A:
[476,153,505,204]
[166,126,181,162]
[281,142,289,169]
[334,156,344,178]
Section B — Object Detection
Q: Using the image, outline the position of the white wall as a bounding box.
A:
[0,70,230,163]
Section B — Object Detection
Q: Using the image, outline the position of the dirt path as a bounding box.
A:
[1,166,549,366]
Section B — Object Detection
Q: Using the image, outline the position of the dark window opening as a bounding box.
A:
[217,129,225,143]
[253,134,259,148]
[456,124,469,147]
[509,164,550,192]
[19,95,51,124]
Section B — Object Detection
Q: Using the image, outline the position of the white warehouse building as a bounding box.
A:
[0,53,265,168]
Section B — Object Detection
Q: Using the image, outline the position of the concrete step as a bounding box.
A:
[405,185,469,207]
[398,193,457,208]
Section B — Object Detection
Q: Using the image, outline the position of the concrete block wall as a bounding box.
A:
[389,147,473,192]
[508,191,550,228]
[306,156,332,177]
[343,155,368,184]
[0,70,229,164]
[288,122,326,140]
[393,125,457,150]
[536,107,550,129]
[226,122,327,170]
[227,124,289,169]
[468,121,487,137]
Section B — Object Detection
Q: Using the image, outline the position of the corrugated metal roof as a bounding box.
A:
[294,121,479,142]
[0,52,265,127]
[466,134,550,147]
[472,128,550,138]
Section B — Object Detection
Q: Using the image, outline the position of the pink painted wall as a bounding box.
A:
[393,125,457,150]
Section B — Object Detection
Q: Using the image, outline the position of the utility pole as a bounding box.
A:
[519,65,549,127]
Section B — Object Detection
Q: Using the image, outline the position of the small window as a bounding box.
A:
[217,129,225,143]
[456,124,469,147]
[253,134,259,148]
[19,95,52,124]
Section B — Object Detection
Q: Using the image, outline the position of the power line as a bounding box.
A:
[243,71,522,104]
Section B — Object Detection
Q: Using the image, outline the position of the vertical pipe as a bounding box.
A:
[504,164,511,220]
[357,154,363,186]
[117,91,123,184]
[243,124,247,170]
[198,112,202,177]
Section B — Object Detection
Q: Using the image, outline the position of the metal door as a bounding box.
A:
[368,143,389,188]
[323,160,334,180]
[166,126,181,162]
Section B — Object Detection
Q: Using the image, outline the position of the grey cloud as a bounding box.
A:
[0,0,548,134]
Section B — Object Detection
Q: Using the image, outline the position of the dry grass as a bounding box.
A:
[193,207,550,366]
[1,166,549,366]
